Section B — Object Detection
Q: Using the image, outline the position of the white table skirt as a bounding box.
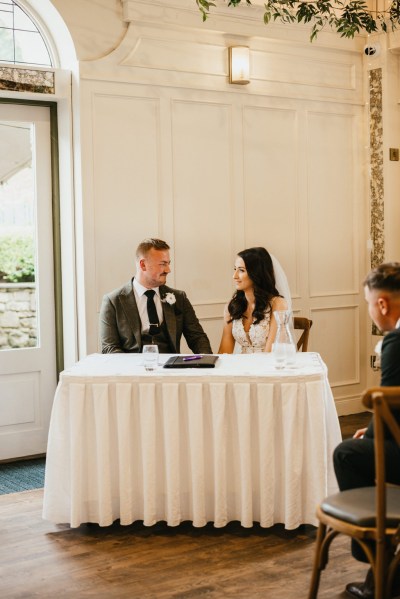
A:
[42,352,341,529]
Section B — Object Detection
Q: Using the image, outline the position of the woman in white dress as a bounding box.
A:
[218,247,288,354]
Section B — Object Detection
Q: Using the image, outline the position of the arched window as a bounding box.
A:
[0,0,52,66]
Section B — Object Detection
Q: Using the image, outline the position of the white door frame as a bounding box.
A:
[0,99,62,459]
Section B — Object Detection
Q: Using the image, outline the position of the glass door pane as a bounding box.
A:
[0,120,37,350]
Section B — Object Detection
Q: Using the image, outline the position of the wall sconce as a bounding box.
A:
[229,46,250,85]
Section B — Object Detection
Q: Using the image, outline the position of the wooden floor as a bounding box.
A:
[0,412,371,599]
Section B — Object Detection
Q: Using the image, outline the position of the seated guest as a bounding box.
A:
[218,247,290,353]
[99,238,212,354]
[334,262,400,598]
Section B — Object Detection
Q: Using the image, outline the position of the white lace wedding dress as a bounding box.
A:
[232,315,271,354]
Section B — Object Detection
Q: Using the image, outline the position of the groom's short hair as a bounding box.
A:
[364,262,400,292]
[136,238,170,259]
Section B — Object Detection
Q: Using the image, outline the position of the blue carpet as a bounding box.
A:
[0,457,45,494]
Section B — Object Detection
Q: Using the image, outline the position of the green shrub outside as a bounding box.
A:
[0,234,35,283]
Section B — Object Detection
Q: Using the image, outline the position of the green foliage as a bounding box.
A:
[196,0,400,40]
[196,0,217,21]
[0,234,35,283]
[196,0,251,20]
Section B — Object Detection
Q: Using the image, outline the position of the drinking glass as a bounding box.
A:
[142,345,159,371]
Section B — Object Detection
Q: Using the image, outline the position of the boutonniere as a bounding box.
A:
[162,292,176,306]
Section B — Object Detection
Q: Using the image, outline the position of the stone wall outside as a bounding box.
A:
[0,284,37,349]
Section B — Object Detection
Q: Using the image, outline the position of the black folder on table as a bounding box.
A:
[163,355,219,369]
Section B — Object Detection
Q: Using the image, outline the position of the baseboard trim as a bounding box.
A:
[334,396,365,416]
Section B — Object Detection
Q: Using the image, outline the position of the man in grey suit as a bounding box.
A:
[99,238,212,354]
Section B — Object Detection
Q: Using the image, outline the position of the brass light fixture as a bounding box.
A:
[228,46,250,85]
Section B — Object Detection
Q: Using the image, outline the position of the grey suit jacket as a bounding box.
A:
[99,280,212,354]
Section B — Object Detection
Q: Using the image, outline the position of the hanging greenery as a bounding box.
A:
[195,0,400,41]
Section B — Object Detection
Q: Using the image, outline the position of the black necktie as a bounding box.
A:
[144,290,160,336]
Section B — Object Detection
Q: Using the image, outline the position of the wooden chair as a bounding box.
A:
[293,317,313,352]
[308,387,400,599]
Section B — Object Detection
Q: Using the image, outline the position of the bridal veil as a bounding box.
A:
[271,254,292,311]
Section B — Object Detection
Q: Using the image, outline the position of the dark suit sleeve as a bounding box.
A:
[180,292,212,354]
[380,329,400,386]
[99,294,124,353]
[365,329,400,437]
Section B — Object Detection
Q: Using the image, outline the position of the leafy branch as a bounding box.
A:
[196,0,251,21]
[196,0,400,40]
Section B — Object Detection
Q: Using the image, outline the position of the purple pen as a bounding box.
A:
[182,355,202,361]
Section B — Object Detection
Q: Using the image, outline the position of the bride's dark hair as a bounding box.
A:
[228,247,282,325]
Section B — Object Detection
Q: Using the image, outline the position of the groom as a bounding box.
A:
[99,238,212,354]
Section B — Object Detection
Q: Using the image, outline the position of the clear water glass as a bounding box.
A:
[142,345,159,371]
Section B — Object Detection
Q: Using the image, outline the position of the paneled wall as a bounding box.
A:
[76,0,368,413]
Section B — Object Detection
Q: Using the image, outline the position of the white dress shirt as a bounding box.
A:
[133,279,164,333]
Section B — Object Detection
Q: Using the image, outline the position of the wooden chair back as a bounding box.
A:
[308,386,400,599]
[293,317,313,352]
[363,387,400,597]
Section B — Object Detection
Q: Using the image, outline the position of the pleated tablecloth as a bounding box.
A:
[42,352,341,529]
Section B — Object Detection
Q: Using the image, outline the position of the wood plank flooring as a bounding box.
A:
[0,412,372,599]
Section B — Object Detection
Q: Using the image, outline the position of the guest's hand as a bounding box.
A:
[353,427,367,439]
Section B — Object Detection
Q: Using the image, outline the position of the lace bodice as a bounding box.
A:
[232,314,271,354]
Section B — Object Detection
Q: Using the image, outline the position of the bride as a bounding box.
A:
[218,247,291,354]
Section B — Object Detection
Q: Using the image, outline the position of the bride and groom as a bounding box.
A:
[99,238,291,355]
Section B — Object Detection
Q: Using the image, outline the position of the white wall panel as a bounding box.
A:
[92,94,161,304]
[121,37,226,76]
[171,100,233,304]
[311,305,359,387]
[242,106,299,294]
[252,51,355,90]
[181,316,223,355]
[307,112,358,297]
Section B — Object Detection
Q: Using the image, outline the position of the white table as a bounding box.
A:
[42,352,341,529]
